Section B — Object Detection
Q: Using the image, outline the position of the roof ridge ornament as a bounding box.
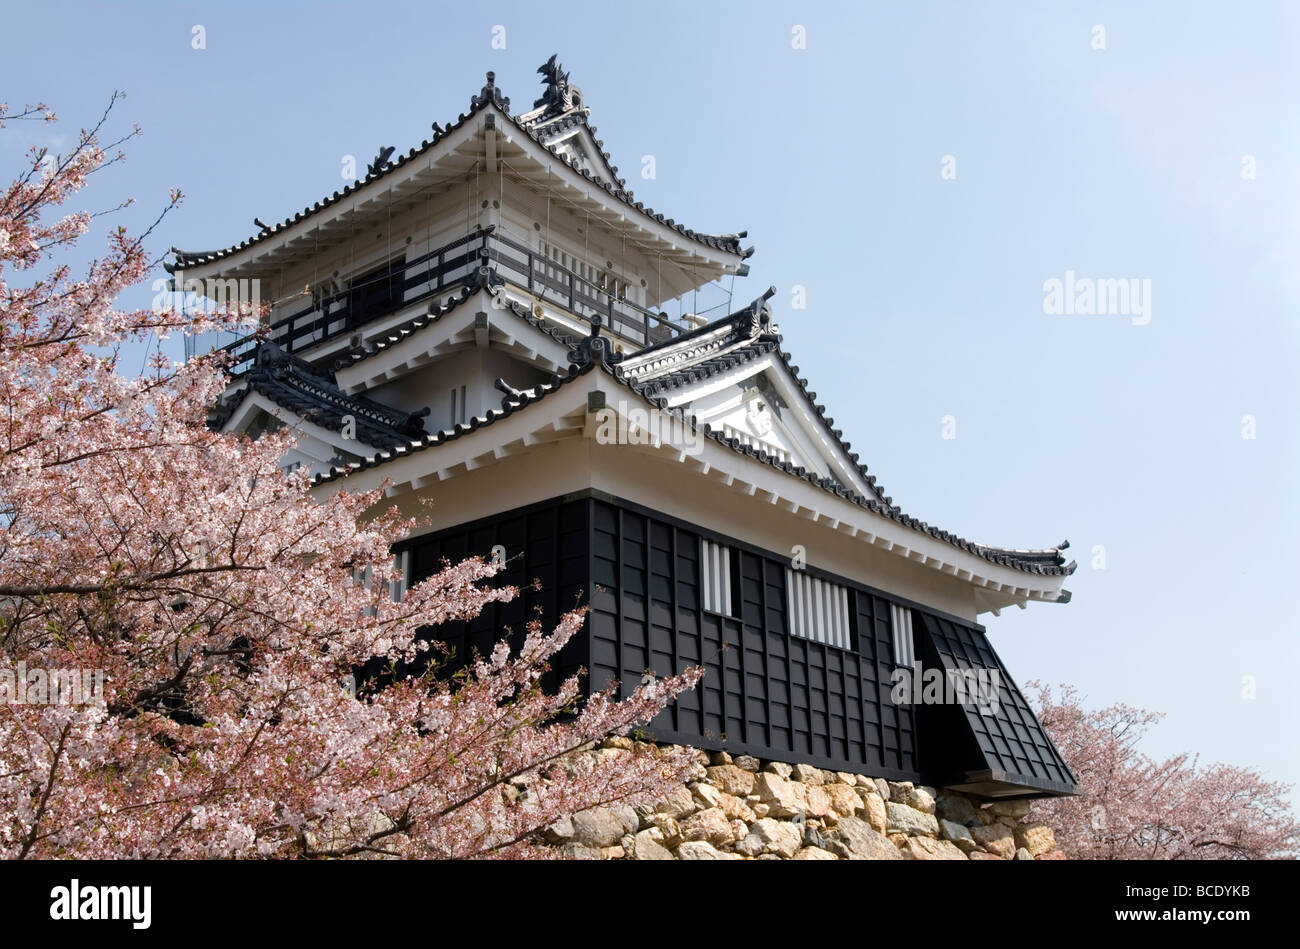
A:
[738,285,779,339]
[465,264,501,294]
[254,340,292,369]
[493,377,531,409]
[532,54,586,118]
[567,312,623,370]
[470,71,511,113]
[366,145,395,178]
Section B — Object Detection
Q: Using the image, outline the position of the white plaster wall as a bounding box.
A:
[365,347,553,432]
[366,435,981,621]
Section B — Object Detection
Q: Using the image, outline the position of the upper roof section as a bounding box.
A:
[167,57,752,299]
[512,56,622,187]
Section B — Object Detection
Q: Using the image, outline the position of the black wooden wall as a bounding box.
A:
[401,496,590,690]
[394,491,1075,795]
[399,493,920,781]
[589,497,918,781]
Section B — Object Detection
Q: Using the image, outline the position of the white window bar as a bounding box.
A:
[390,549,408,602]
[890,603,915,667]
[701,539,733,616]
[785,569,851,650]
[449,385,467,426]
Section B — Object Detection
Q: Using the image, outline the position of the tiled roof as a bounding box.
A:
[638,339,779,394]
[329,271,579,372]
[305,309,1074,580]
[622,286,779,380]
[210,343,428,451]
[309,359,600,483]
[514,56,647,201]
[640,343,1074,576]
[619,295,1076,577]
[167,60,749,273]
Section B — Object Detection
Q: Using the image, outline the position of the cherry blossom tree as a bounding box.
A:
[0,96,701,859]
[1027,682,1299,860]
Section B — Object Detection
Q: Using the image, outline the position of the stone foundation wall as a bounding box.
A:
[543,740,1067,861]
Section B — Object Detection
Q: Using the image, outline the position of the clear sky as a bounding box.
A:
[4,1,1297,804]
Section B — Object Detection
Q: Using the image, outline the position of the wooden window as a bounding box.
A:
[390,550,408,603]
[346,255,406,326]
[785,569,851,650]
[700,538,735,616]
[449,385,467,426]
[890,603,915,667]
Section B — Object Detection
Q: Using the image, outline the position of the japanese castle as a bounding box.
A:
[169,58,1078,799]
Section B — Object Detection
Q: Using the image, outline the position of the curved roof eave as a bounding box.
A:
[305,347,1075,584]
[167,71,751,276]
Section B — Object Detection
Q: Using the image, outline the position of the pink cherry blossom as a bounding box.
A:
[1027,682,1298,860]
[0,98,702,859]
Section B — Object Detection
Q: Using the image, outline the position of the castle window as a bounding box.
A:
[890,603,915,667]
[449,385,467,426]
[785,569,851,650]
[700,538,736,616]
[346,255,405,326]
[390,550,408,602]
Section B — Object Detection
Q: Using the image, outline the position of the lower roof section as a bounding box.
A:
[211,342,428,451]
[913,613,1078,798]
[310,358,1073,608]
[943,771,1075,800]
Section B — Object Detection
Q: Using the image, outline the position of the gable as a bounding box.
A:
[220,395,368,475]
[332,286,580,395]
[659,352,878,499]
[363,346,555,435]
[685,376,811,471]
[210,341,431,475]
[543,124,624,189]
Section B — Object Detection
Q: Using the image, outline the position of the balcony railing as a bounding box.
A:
[219,226,691,376]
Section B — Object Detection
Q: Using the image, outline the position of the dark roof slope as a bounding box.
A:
[624,294,1075,578]
[915,613,1078,795]
[211,343,428,450]
[309,357,599,484]
[329,273,579,373]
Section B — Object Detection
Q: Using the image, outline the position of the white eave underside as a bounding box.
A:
[171,106,742,288]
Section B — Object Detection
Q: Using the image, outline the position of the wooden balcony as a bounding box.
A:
[219,227,690,376]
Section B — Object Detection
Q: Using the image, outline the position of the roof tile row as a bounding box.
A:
[169,61,747,272]
[299,290,1073,579]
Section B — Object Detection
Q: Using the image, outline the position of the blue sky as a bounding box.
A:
[4,1,1297,803]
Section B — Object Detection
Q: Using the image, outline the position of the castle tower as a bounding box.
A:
[170,59,1077,798]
